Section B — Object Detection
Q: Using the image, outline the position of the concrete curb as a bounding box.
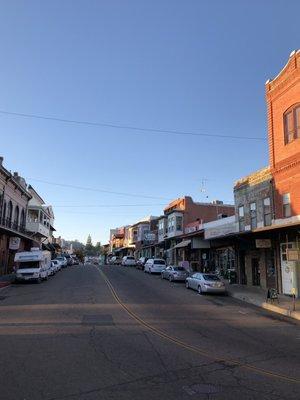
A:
[0,282,11,288]
[229,291,300,321]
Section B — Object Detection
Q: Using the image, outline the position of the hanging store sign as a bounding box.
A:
[9,237,21,250]
[255,239,272,249]
[287,249,300,261]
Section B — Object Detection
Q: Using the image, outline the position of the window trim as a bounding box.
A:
[283,103,300,144]
[282,193,291,218]
[263,197,272,226]
[250,202,257,229]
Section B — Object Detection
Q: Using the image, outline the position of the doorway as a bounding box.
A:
[251,258,260,286]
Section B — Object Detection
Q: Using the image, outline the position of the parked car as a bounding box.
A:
[185,273,226,294]
[51,260,61,273]
[161,266,189,281]
[49,261,57,275]
[72,257,79,265]
[121,256,136,266]
[136,257,148,270]
[109,256,116,264]
[144,258,166,274]
[55,256,68,268]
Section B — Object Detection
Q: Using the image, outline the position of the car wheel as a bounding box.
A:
[36,277,42,284]
[169,275,173,282]
[185,281,189,289]
[198,285,202,295]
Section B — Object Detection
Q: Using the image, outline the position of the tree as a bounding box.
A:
[85,234,94,255]
[94,241,101,254]
[86,234,92,246]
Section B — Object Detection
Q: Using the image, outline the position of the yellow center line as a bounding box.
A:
[99,269,300,384]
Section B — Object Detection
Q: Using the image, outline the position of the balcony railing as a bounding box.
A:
[26,221,49,237]
[0,217,27,234]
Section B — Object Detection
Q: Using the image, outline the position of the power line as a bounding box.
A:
[53,203,166,208]
[28,178,172,200]
[0,110,266,141]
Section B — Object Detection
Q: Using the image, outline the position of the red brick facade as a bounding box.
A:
[164,196,235,227]
[266,50,300,219]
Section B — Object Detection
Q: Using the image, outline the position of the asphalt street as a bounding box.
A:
[0,264,299,400]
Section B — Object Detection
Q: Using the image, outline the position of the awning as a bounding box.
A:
[173,240,191,249]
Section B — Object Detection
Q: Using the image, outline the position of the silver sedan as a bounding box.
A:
[185,272,226,294]
[161,266,189,282]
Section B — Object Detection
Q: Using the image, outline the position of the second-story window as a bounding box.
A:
[263,197,272,226]
[250,202,257,229]
[176,216,183,231]
[238,205,245,231]
[282,193,291,218]
[284,104,300,144]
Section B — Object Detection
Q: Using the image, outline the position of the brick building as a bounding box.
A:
[266,49,300,221]
[233,51,300,295]
[157,196,235,265]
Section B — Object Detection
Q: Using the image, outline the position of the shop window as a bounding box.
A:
[282,193,291,218]
[284,104,300,144]
[250,202,257,229]
[238,205,245,231]
[263,197,272,226]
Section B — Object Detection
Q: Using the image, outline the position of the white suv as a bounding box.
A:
[122,256,136,266]
[144,259,166,274]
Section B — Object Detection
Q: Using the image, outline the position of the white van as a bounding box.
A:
[14,248,51,283]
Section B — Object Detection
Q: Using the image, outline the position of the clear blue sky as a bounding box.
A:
[0,0,299,244]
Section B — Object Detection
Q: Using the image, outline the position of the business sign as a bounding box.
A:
[185,223,203,234]
[255,239,272,249]
[9,237,21,250]
[287,249,300,261]
[204,223,237,240]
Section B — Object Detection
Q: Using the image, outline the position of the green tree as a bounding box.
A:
[86,235,92,246]
[85,234,94,255]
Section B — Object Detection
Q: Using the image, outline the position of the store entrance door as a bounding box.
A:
[251,258,260,286]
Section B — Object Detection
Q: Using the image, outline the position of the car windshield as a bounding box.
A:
[154,260,165,265]
[127,257,134,260]
[17,261,40,269]
[203,274,220,281]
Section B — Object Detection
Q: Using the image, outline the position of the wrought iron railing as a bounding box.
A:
[0,217,27,234]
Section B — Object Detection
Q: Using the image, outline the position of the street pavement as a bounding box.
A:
[0,264,299,400]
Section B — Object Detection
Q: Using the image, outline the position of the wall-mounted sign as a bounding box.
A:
[204,222,237,239]
[287,249,300,261]
[9,237,21,250]
[255,239,272,249]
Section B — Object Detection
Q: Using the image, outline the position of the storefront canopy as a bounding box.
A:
[173,240,191,249]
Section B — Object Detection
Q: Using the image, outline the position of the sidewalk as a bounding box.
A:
[227,282,300,321]
[0,273,15,289]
